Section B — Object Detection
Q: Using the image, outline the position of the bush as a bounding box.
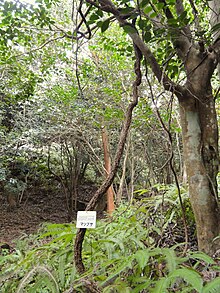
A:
[1,204,220,292]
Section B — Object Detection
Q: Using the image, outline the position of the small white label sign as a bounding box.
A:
[76,211,97,229]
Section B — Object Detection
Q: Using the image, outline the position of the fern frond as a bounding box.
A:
[202,277,220,293]
[168,268,203,292]
[16,265,59,293]
[151,277,169,293]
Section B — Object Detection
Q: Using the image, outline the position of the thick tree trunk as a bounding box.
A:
[178,48,220,254]
[179,100,220,254]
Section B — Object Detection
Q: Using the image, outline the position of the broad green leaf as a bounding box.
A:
[100,257,133,285]
[123,25,137,34]
[89,13,100,22]
[144,31,152,42]
[167,18,179,26]
[163,248,177,273]
[101,19,110,33]
[144,5,153,14]
[140,0,149,8]
[189,252,215,266]
[156,2,165,10]
[132,281,151,293]
[134,249,150,270]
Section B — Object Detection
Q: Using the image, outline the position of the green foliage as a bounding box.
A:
[1,205,220,292]
[0,1,219,291]
[202,278,220,293]
[135,183,195,235]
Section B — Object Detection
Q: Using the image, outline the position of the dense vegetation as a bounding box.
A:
[1,202,220,292]
[0,0,220,291]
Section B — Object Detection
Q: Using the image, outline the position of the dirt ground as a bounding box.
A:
[0,181,101,248]
[0,188,70,247]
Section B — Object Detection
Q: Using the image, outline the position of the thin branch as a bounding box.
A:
[73,1,84,99]
[145,72,189,254]
[10,35,67,59]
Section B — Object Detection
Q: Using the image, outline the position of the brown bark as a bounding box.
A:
[177,46,220,254]
[101,126,115,214]
[179,101,220,254]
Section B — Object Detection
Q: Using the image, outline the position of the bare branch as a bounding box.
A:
[10,34,67,59]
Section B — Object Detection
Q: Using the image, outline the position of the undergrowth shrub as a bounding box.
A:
[135,183,196,248]
[0,200,220,292]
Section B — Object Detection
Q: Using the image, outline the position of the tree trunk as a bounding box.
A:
[101,126,115,214]
[116,137,129,205]
[178,48,220,254]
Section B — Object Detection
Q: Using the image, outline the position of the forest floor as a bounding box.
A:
[0,183,97,247]
[1,183,197,253]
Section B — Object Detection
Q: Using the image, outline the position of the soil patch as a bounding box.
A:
[0,183,98,246]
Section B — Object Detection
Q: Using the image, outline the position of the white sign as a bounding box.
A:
[76,211,97,229]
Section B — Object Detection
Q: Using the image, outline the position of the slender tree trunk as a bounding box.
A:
[116,138,129,205]
[101,126,115,214]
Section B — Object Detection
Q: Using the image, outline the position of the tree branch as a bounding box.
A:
[85,0,185,95]
[10,35,66,59]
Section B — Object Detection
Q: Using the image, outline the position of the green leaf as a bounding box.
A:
[169,268,203,292]
[134,249,150,270]
[120,7,134,14]
[140,0,149,8]
[138,18,147,30]
[150,12,158,18]
[89,13,99,21]
[189,252,215,265]
[144,31,152,42]
[132,281,151,293]
[123,25,137,34]
[202,277,220,293]
[163,248,177,273]
[211,23,220,33]
[96,9,103,17]
[101,19,110,33]
[156,2,165,10]
[152,277,169,293]
[17,266,59,293]
[29,275,59,293]
[101,257,133,285]
[167,18,179,26]
[143,5,153,14]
